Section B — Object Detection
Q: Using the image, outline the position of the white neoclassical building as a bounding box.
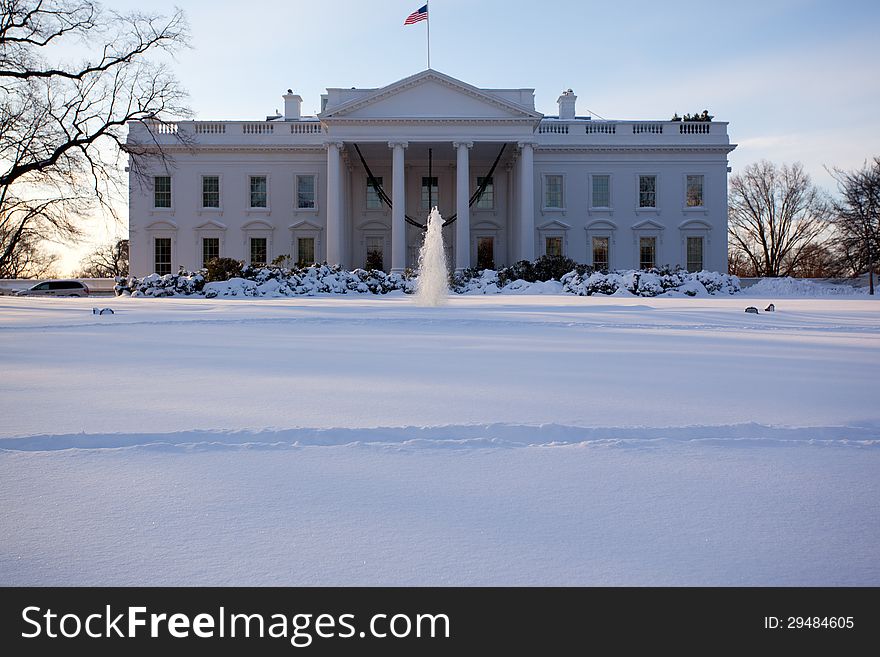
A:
[127,69,736,277]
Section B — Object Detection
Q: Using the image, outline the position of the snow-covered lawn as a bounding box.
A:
[1,294,878,585]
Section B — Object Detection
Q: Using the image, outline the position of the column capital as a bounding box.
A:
[517,141,537,150]
[452,141,473,150]
[324,141,345,151]
[388,141,409,150]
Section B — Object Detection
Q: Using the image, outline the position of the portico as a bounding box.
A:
[318,70,543,272]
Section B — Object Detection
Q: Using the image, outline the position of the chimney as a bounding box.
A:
[283,89,302,120]
[557,89,577,120]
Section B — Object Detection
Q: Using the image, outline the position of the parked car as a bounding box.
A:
[15,280,90,297]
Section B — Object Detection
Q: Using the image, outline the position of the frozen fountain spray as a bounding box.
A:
[415,207,449,306]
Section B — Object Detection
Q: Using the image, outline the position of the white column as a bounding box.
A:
[454,141,472,272]
[518,142,535,261]
[326,141,343,265]
[506,162,515,266]
[389,141,407,273]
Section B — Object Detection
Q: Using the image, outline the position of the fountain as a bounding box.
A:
[415,207,449,306]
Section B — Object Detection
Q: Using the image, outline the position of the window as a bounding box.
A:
[592,175,610,208]
[477,236,495,269]
[154,176,171,208]
[297,175,316,209]
[687,236,703,272]
[476,176,494,209]
[592,237,609,270]
[365,236,384,271]
[639,175,656,208]
[297,237,315,266]
[155,237,172,275]
[421,176,438,211]
[639,237,656,270]
[686,175,704,207]
[544,175,563,209]
[545,236,563,257]
[366,176,383,209]
[202,237,219,267]
[202,176,220,208]
[249,176,267,208]
[250,237,267,266]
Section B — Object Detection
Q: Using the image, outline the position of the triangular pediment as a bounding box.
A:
[195,219,227,231]
[321,70,542,122]
[632,219,665,231]
[289,220,323,231]
[538,219,572,231]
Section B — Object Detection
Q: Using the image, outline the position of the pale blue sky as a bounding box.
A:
[59,0,880,271]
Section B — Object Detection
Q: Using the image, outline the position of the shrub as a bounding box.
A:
[534,254,586,281]
[498,260,536,285]
[451,267,485,292]
[365,249,384,271]
[271,254,293,268]
[204,257,243,282]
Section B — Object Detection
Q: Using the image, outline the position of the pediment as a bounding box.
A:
[537,219,572,231]
[679,218,712,230]
[586,219,618,231]
[321,70,542,121]
[289,219,323,231]
[195,219,227,230]
[242,219,274,230]
[632,219,665,231]
[145,219,178,231]
[357,220,390,231]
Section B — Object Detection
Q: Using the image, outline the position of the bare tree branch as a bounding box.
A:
[0,0,189,277]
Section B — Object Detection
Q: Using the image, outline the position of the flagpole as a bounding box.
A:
[426,1,431,69]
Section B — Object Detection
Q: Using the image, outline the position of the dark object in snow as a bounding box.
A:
[745,306,759,314]
[92,307,115,315]
[765,303,775,312]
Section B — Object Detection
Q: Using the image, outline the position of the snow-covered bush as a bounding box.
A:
[455,269,501,295]
[117,260,739,299]
[561,268,739,297]
[695,270,741,295]
[115,269,205,297]
[119,264,416,298]
[497,255,589,286]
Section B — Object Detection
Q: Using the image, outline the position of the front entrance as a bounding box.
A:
[365,235,385,271]
[477,236,495,270]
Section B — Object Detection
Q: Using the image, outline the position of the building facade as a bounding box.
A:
[127,69,736,276]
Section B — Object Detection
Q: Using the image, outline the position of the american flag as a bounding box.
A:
[404,4,428,25]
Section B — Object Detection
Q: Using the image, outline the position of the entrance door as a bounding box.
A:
[365,235,385,271]
[477,236,495,270]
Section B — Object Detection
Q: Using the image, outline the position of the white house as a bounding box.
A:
[127,69,735,276]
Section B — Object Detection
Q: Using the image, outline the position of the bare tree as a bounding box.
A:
[787,242,845,279]
[75,237,128,277]
[830,158,880,295]
[0,220,58,277]
[728,251,755,277]
[728,161,830,277]
[0,0,189,277]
